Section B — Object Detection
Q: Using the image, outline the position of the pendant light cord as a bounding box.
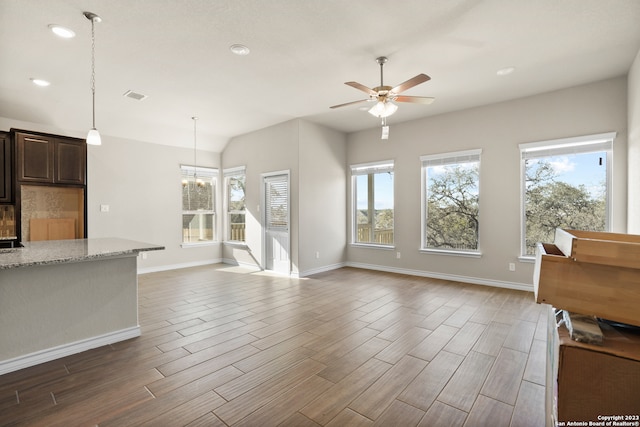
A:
[193,117,198,180]
[91,17,96,129]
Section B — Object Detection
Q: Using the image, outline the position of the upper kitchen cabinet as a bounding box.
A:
[0,131,12,203]
[14,130,86,185]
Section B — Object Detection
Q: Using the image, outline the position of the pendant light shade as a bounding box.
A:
[84,11,102,146]
[87,128,101,145]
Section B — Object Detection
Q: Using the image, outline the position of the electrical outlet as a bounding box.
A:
[315,251,320,259]
[396,251,401,259]
[141,252,148,260]
[509,262,516,271]
[100,204,109,212]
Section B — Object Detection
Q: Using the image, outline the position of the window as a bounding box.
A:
[224,166,246,242]
[351,160,394,246]
[181,165,217,244]
[520,132,614,256]
[421,149,481,254]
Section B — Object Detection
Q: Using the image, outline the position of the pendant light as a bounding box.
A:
[84,11,102,146]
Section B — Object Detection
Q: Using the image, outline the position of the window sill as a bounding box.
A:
[518,255,535,263]
[419,248,482,258]
[181,241,218,248]
[350,243,395,250]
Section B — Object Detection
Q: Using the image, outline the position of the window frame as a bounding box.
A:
[420,149,482,257]
[223,166,246,244]
[518,132,615,259]
[180,164,217,247]
[350,160,395,248]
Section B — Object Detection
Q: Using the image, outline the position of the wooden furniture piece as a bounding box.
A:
[545,306,640,425]
[536,229,640,425]
[534,228,640,327]
[15,131,86,185]
[0,131,11,203]
[10,129,88,243]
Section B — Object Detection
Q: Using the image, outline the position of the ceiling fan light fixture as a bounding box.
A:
[368,101,398,118]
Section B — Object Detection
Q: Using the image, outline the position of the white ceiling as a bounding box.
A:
[1,0,640,152]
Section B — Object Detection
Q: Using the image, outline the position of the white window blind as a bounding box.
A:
[351,160,394,175]
[520,132,615,160]
[421,149,481,167]
[181,165,218,179]
[266,179,288,228]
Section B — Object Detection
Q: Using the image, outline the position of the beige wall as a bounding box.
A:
[222,119,300,273]
[0,117,222,271]
[2,71,633,287]
[628,49,640,233]
[298,121,347,274]
[221,119,348,276]
[0,256,139,366]
[87,135,221,271]
[346,77,628,289]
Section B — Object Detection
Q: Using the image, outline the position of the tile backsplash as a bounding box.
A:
[0,205,16,239]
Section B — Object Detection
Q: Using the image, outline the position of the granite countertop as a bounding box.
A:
[0,238,164,270]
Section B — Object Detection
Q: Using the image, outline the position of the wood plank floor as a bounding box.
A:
[0,265,549,426]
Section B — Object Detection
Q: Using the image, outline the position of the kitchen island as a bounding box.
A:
[0,238,164,374]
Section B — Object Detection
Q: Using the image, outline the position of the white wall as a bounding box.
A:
[298,121,347,275]
[221,119,348,276]
[628,49,640,233]
[0,117,222,272]
[346,77,628,290]
[222,120,300,273]
[4,73,632,285]
[87,134,221,271]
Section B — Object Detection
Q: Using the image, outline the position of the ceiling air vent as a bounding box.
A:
[123,90,148,101]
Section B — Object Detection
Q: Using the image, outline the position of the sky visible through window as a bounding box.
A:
[356,152,604,211]
[356,172,394,210]
[527,151,606,197]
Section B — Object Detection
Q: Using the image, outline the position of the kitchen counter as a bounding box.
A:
[0,237,164,269]
[0,238,164,375]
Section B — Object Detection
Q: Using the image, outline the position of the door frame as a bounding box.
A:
[261,170,291,274]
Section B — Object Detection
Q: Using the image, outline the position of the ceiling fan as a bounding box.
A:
[330,56,434,118]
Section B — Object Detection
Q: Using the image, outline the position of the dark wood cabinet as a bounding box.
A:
[15,131,86,185]
[0,131,11,203]
[55,139,86,184]
[16,133,54,182]
[11,129,88,243]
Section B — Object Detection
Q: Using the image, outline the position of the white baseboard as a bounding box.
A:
[345,262,534,292]
[138,258,222,274]
[299,262,347,277]
[0,326,141,375]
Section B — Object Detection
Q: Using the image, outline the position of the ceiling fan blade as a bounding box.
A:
[395,95,435,104]
[345,81,377,96]
[390,74,431,94]
[330,99,370,109]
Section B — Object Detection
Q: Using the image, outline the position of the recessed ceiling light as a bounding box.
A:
[30,78,50,87]
[497,66,516,76]
[49,24,76,38]
[229,44,250,56]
